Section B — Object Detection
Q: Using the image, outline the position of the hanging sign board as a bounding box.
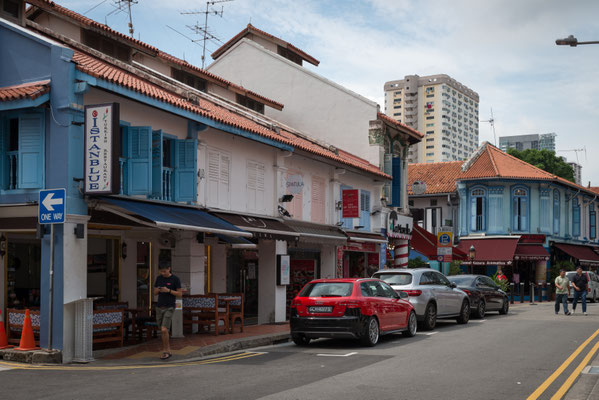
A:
[277,255,290,285]
[342,189,360,218]
[84,103,120,194]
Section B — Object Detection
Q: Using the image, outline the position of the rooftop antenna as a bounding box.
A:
[181,0,234,69]
[557,147,587,164]
[480,108,497,146]
[106,0,137,37]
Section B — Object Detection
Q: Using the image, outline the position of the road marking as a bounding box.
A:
[316,352,358,357]
[550,340,599,400]
[471,320,487,323]
[420,331,439,336]
[0,366,13,372]
[526,327,599,400]
[0,351,265,371]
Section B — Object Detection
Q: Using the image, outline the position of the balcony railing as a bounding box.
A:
[162,167,173,201]
[8,151,18,190]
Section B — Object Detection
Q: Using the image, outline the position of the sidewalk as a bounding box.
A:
[93,323,290,365]
[565,352,599,400]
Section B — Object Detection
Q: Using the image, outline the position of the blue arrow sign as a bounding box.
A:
[39,188,66,224]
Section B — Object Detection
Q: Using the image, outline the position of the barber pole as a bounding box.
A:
[394,239,409,268]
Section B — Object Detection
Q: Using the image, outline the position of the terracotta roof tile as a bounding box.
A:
[28,1,283,110]
[377,112,424,142]
[589,187,599,195]
[408,161,463,195]
[72,51,389,179]
[0,80,50,102]
[211,24,320,66]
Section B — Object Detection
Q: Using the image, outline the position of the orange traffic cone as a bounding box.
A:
[0,310,13,349]
[14,309,39,351]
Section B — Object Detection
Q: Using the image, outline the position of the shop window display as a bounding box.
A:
[6,239,41,309]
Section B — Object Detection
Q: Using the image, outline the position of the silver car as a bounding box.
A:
[372,268,470,330]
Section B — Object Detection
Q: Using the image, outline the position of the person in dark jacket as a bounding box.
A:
[571,267,589,315]
[153,265,182,359]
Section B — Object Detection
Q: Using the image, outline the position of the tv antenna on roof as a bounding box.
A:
[108,0,138,38]
[180,0,234,69]
[480,108,497,146]
[557,147,587,165]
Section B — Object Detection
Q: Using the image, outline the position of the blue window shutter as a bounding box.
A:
[391,157,402,207]
[521,197,528,231]
[540,196,550,233]
[340,184,353,229]
[127,126,152,196]
[0,119,5,189]
[573,205,580,236]
[488,195,502,233]
[174,139,197,202]
[18,112,44,189]
[470,196,477,231]
[383,153,392,201]
[151,130,163,199]
[359,190,371,231]
[553,192,560,234]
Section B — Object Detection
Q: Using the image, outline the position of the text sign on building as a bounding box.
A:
[84,103,120,194]
[286,174,304,195]
[38,188,66,224]
[437,232,453,247]
[342,189,360,218]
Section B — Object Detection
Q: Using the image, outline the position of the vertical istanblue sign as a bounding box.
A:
[84,103,120,194]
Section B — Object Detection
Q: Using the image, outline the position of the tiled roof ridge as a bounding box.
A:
[377,112,424,139]
[0,80,51,102]
[68,49,389,179]
[211,23,320,66]
[0,79,51,90]
[27,0,283,110]
[461,141,491,173]
[486,143,558,180]
[408,160,463,166]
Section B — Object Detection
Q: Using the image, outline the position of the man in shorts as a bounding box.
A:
[153,265,182,359]
[554,269,571,315]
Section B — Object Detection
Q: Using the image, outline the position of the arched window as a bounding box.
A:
[512,186,529,232]
[553,190,560,234]
[470,187,486,232]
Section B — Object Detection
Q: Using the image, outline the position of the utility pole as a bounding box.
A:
[180,0,234,68]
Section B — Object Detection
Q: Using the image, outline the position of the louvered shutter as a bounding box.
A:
[0,119,5,189]
[391,156,402,207]
[207,150,220,207]
[359,190,371,231]
[219,153,230,209]
[151,130,163,199]
[340,184,353,229]
[540,195,550,233]
[18,113,45,189]
[383,153,392,202]
[174,139,197,202]
[521,197,528,231]
[488,195,502,233]
[311,176,325,224]
[470,196,477,232]
[127,126,152,195]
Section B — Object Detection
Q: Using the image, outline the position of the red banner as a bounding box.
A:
[342,189,360,218]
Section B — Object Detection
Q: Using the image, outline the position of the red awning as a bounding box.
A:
[554,243,599,267]
[411,225,466,261]
[456,237,519,266]
[514,244,550,261]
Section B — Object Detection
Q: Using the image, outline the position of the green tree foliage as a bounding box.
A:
[408,257,427,269]
[506,148,575,183]
[449,261,463,275]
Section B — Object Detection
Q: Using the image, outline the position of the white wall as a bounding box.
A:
[258,239,287,323]
[207,39,381,166]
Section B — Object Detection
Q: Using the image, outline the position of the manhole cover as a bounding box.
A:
[586,366,599,375]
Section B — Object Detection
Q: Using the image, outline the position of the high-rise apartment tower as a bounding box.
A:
[384,74,479,163]
[499,133,556,152]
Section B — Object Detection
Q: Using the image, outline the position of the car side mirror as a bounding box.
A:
[398,291,409,299]
[450,282,457,289]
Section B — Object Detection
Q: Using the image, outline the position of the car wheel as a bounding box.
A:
[403,311,418,338]
[475,299,486,319]
[420,303,437,331]
[457,300,470,324]
[499,298,509,315]
[291,334,311,346]
[361,317,380,347]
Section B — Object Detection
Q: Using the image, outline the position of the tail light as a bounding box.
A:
[403,290,422,297]
[340,300,361,316]
[461,289,471,296]
[291,299,302,307]
[588,287,591,293]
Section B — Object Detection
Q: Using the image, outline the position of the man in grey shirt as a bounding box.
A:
[554,269,571,315]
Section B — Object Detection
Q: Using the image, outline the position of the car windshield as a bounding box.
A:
[299,282,354,297]
[447,276,475,286]
[375,273,412,286]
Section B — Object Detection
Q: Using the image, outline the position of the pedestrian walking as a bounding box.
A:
[153,265,182,360]
[554,269,571,315]
[571,267,589,315]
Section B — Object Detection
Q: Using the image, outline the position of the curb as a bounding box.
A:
[0,348,62,364]
[565,352,599,400]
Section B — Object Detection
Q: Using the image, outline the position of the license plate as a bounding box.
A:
[309,306,332,313]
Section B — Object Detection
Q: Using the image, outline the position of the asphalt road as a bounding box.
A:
[1,302,599,400]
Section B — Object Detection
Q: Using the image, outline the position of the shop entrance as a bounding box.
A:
[227,250,258,325]
[513,261,535,297]
[87,237,120,302]
[6,236,41,309]
[136,242,152,311]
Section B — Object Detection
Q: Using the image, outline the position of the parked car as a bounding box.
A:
[372,268,470,330]
[447,275,509,318]
[567,270,599,303]
[290,278,417,347]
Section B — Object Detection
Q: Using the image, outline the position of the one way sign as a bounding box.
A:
[39,188,66,224]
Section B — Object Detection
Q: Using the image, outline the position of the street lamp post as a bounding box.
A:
[468,245,476,274]
[555,35,599,47]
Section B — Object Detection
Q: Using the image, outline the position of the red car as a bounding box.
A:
[290,278,417,347]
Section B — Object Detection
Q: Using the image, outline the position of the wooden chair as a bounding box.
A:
[94,301,133,342]
[218,293,244,333]
[92,309,124,348]
[6,309,41,346]
[183,294,228,335]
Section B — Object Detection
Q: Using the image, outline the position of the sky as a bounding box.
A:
[62,0,599,184]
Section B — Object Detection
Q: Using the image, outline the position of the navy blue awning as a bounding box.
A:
[215,234,257,249]
[99,197,252,238]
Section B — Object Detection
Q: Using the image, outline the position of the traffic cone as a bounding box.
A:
[14,309,39,351]
[0,310,13,349]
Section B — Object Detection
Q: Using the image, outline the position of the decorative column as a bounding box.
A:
[394,239,409,268]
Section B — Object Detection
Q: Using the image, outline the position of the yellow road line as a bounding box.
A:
[0,352,263,371]
[550,340,599,400]
[527,327,599,400]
